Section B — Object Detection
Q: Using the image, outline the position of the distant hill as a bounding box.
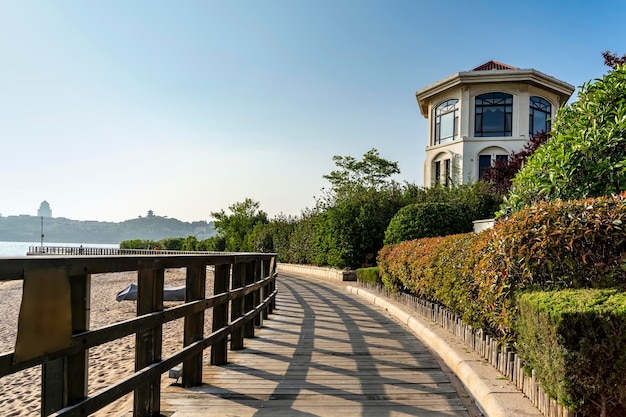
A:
[0,214,216,244]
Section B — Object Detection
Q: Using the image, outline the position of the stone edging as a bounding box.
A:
[277,263,356,281]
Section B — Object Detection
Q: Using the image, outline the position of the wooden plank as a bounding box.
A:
[182,265,206,387]
[243,261,255,338]
[161,274,473,417]
[230,262,245,350]
[42,272,90,416]
[211,264,231,365]
[134,268,164,417]
[66,274,90,405]
[254,260,263,327]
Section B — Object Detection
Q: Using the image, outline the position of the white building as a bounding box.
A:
[37,200,52,217]
[416,61,575,186]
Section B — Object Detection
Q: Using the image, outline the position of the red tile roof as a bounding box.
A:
[471,60,518,71]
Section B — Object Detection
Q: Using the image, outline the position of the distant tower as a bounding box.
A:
[38,201,52,218]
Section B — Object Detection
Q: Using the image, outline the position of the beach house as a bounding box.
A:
[416,61,575,186]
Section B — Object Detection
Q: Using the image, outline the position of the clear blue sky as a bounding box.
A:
[1,0,624,222]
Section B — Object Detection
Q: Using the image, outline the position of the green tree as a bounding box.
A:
[503,64,626,214]
[212,198,269,252]
[182,235,198,251]
[313,149,405,268]
[322,148,400,199]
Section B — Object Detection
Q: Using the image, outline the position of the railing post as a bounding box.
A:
[134,268,164,417]
[254,260,263,327]
[268,257,276,314]
[41,273,90,416]
[262,259,271,320]
[211,264,231,365]
[230,261,245,350]
[182,265,206,387]
[243,261,255,338]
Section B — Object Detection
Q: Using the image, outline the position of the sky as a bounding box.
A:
[1,0,625,223]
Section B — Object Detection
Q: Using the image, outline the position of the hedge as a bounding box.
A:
[517,289,626,417]
[355,267,381,286]
[378,193,626,338]
[383,202,471,245]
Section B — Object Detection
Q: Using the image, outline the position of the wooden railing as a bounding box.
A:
[0,253,277,416]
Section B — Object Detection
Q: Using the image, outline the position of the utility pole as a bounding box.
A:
[40,216,44,247]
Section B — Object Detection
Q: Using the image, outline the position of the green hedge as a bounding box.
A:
[379,193,626,338]
[517,289,626,416]
[383,202,471,245]
[355,267,381,286]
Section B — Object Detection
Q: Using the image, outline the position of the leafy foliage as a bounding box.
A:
[481,131,549,195]
[355,267,381,286]
[603,50,626,70]
[517,290,626,416]
[383,202,471,245]
[322,148,400,198]
[379,193,626,339]
[119,239,158,249]
[503,64,626,214]
[403,182,503,221]
[212,198,269,252]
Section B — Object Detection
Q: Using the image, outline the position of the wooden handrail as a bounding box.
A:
[0,253,277,417]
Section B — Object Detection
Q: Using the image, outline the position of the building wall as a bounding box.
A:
[422,81,563,186]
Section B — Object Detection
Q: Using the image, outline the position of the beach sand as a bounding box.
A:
[0,269,215,416]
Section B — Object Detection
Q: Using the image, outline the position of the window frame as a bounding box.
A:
[474,92,513,137]
[529,96,551,136]
[434,99,459,145]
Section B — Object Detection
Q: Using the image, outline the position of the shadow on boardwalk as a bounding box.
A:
[161,274,477,417]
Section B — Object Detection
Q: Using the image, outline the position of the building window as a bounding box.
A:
[434,158,452,186]
[434,99,459,145]
[529,96,551,136]
[479,154,509,179]
[475,92,513,137]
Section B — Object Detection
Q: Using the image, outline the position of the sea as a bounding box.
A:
[0,241,119,257]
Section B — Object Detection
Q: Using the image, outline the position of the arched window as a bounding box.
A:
[478,147,509,179]
[432,154,453,186]
[475,93,513,137]
[529,96,551,135]
[434,99,459,145]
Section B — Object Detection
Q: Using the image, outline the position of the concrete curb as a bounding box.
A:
[346,286,543,417]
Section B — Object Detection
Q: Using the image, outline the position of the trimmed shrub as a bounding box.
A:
[517,289,626,417]
[378,236,442,294]
[383,202,471,245]
[378,233,487,330]
[379,193,626,339]
[355,267,381,286]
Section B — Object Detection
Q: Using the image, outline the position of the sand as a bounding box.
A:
[0,269,215,416]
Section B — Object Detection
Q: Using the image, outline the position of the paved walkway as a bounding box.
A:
[160,274,478,417]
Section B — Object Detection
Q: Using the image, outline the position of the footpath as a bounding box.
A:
[278,263,544,417]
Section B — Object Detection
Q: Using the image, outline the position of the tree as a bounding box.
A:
[212,198,269,252]
[603,50,626,70]
[502,64,626,215]
[322,148,400,199]
[481,131,549,195]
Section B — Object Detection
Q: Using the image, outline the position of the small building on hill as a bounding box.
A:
[37,200,52,218]
[415,60,575,186]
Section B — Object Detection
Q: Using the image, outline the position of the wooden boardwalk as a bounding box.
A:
[160,274,474,417]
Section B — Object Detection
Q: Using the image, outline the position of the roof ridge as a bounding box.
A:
[471,60,518,71]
